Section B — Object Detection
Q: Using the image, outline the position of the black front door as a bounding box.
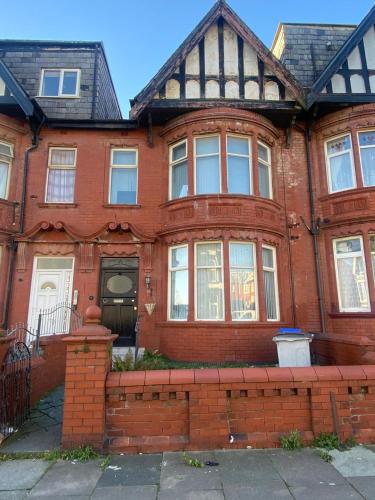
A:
[100,258,138,346]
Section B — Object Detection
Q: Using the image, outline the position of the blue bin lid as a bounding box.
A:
[278,328,303,334]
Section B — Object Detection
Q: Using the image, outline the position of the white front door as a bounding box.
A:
[28,257,74,334]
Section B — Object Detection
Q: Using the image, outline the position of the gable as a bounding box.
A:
[308,5,375,107]
[130,2,304,119]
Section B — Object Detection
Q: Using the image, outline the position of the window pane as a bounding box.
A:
[359,131,375,147]
[337,256,369,310]
[264,270,277,320]
[62,71,78,95]
[197,243,222,267]
[171,246,187,268]
[262,247,274,268]
[227,156,250,194]
[230,243,253,267]
[197,268,223,320]
[0,143,12,157]
[42,71,60,96]
[227,137,249,155]
[50,149,75,166]
[110,168,137,204]
[171,160,188,198]
[360,146,375,186]
[336,238,361,254]
[37,258,73,270]
[196,155,220,194]
[329,152,354,191]
[196,136,219,155]
[0,161,9,198]
[230,269,256,320]
[259,162,271,198]
[370,236,375,285]
[46,169,75,202]
[112,150,137,166]
[327,136,351,154]
[170,269,188,319]
[0,78,5,96]
[172,142,186,162]
[258,144,269,162]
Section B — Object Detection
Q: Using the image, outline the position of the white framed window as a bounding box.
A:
[325,134,356,193]
[370,235,375,286]
[169,140,188,199]
[0,78,6,96]
[0,141,13,200]
[194,135,221,195]
[229,242,257,321]
[109,149,138,205]
[258,142,272,199]
[39,69,80,97]
[262,245,279,321]
[358,130,375,187]
[46,148,76,203]
[195,241,224,320]
[168,245,188,320]
[333,236,370,312]
[227,135,251,195]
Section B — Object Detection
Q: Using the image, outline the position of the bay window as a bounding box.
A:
[170,140,188,199]
[195,136,221,194]
[229,242,257,320]
[258,142,272,199]
[0,141,13,199]
[227,136,251,195]
[262,245,279,320]
[325,135,355,193]
[169,245,189,320]
[46,148,76,203]
[333,236,370,312]
[110,149,138,204]
[195,242,224,320]
[359,131,375,187]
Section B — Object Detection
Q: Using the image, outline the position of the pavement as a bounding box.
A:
[1,447,375,499]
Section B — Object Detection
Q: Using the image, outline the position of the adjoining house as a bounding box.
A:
[1,0,375,364]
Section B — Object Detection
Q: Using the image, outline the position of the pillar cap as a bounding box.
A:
[71,306,111,336]
[85,305,102,324]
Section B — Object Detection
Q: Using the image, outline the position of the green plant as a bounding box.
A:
[344,435,357,449]
[280,430,304,450]
[312,432,340,451]
[182,452,204,468]
[113,349,134,371]
[0,446,99,463]
[100,455,111,470]
[319,449,333,463]
[59,446,100,462]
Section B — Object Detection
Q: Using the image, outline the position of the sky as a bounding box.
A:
[1,0,374,117]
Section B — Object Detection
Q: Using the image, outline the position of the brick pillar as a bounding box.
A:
[62,305,117,451]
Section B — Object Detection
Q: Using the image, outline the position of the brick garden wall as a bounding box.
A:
[30,335,67,406]
[106,366,375,454]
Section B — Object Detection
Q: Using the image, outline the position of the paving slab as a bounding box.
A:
[268,448,347,487]
[158,490,225,500]
[29,459,102,497]
[223,480,293,499]
[331,447,375,477]
[347,476,375,499]
[0,492,30,500]
[0,459,51,491]
[290,484,363,499]
[96,454,162,488]
[92,485,157,500]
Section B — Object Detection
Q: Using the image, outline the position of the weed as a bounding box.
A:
[312,433,340,451]
[344,436,357,449]
[182,452,204,468]
[59,446,99,462]
[100,455,111,470]
[0,446,99,463]
[319,449,333,463]
[280,430,304,450]
[113,349,134,371]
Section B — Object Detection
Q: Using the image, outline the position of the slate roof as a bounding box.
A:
[272,23,356,88]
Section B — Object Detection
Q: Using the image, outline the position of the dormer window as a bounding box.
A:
[39,69,80,97]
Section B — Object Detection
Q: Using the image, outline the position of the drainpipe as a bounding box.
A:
[1,117,44,330]
[304,123,326,334]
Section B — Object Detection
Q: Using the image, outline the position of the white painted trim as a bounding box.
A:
[45,147,77,203]
[108,148,138,205]
[0,140,14,200]
[167,244,189,321]
[257,140,273,200]
[333,235,371,313]
[262,244,280,321]
[169,139,188,200]
[38,69,81,98]
[229,241,258,322]
[226,134,252,195]
[357,129,375,187]
[193,134,221,195]
[194,240,225,321]
[324,133,356,194]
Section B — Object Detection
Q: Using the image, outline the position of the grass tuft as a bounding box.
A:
[280,430,304,450]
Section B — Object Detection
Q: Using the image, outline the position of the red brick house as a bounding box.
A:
[1,1,375,364]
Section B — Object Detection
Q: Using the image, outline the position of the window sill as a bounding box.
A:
[157,320,287,328]
[37,203,78,208]
[319,186,375,202]
[329,312,375,318]
[160,194,281,209]
[103,204,141,209]
[37,95,80,99]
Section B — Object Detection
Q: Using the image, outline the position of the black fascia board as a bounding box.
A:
[47,118,138,130]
